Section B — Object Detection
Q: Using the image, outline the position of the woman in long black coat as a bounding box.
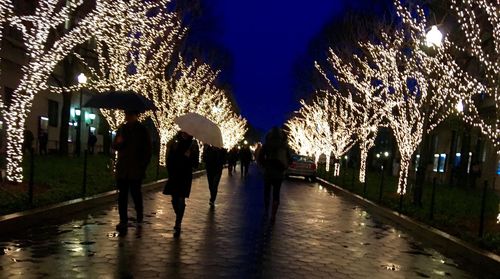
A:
[164,131,199,237]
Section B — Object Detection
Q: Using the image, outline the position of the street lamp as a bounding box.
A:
[425,25,443,47]
[75,73,87,156]
[455,100,464,113]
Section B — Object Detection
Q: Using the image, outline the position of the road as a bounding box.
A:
[0,165,479,278]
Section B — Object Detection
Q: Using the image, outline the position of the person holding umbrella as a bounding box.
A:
[83,90,156,233]
[113,110,152,232]
[163,112,222,237]
[164,131,199,237]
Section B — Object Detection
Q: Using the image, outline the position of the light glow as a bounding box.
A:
[425,26,443,47]
[3,0,125,182]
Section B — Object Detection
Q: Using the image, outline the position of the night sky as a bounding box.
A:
[208,0,391,133]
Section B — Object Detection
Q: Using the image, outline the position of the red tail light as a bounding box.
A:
[311,163,316,170]
[290,162,297,168]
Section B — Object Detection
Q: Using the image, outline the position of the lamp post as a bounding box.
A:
[425,25,443,48]
[378,152,390,203]
[414,25,443,205]
[75,73,87,156]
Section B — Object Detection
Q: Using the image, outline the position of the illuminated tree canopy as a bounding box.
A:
[2,0,127,182]
[447,0,499,154]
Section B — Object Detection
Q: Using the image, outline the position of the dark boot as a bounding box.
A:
[270,202,279,224]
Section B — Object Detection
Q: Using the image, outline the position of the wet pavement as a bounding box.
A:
[0,165,484,278]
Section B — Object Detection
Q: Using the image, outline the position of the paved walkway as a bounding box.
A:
[0,165,483,278]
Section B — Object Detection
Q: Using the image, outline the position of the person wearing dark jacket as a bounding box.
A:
[113,111,152,232]
[165,131,199,237]
[203,145,227,207]
[258,127,292,223]
[227,147,238,176]
[239,145,252,177]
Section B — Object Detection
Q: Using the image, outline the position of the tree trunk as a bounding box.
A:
[159,134,169,167]
[397,156,411,195]
[5,96,31,182]
[58,57,75,155]
[359,148,368,183]
[334,162,340,176]
[325,154,331,172]
[59,90,72,155]
[413,132,430,205]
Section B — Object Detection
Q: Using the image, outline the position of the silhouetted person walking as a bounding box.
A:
[87,133,97,154]
[227,147,238,176]
[113,110,152,233]
[203,144,226,207]
[164,131,199,237]
[239,145,252,177]
[38,131,48,155]
[258,127,291,223]
[23,129,34,154]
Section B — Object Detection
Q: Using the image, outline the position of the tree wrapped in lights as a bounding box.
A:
[2,0,126,182]
[447,0,499,154]
[286,117,317,158]
[351,0,459,194]
[0,0,13,113]
[67,0,184,131]
[146,59,246,166]
[316,49,386,183]
[288,92,359,175]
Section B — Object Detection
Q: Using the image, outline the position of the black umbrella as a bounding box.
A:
[83,90,156,113]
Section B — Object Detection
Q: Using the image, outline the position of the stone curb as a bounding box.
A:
[316,177,500,275]
[0,170,206,235]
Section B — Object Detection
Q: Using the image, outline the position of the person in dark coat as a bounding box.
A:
[258,127,292,223]
[203,144,227,206]
[165,131,199,237]
[239,145,252,177]
[113,110,152,232]
[38,131,48,155]
[23,129,34,154]
[227,147,238,176]
[87,133,97,154]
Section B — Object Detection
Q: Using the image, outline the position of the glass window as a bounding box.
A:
[433,154,439,172]
[438,154,446,173]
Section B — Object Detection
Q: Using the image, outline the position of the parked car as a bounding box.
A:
[286,154,316,181]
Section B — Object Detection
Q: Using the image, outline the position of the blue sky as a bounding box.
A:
[209,0,387,132]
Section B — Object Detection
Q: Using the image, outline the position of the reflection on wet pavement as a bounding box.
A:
[0,165,484,278]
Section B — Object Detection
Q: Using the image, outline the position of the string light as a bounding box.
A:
[0,0,13,115]
[286,91,359,176]
[52,1,245,167]
[354,1,462,194]
[316,49,385,183]
[2,0,128,182]
[292,0,460,194]
[448,0,499,154]
[67,0,182,132]
[145,59,247,166]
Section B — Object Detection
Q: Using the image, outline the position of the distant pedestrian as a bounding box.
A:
[470,161,482,188]
[239,145,252,177]
[258,127,292,223]
[113,110,152,233]
[227,147,238,176]
[87,133,97,154]
[23,129,34,154]
[38,131,48,155]
[254,142,262,167]
[163,131,199,237]
[203,144,227,207]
